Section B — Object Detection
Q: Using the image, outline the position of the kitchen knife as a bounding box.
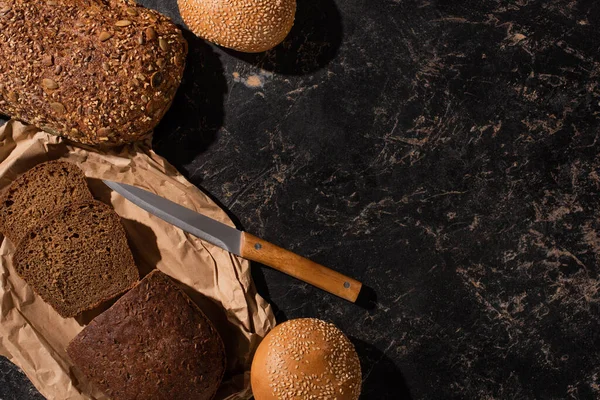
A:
[103,180,363,302]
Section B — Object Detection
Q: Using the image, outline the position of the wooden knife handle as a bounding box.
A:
[241,232,362,302]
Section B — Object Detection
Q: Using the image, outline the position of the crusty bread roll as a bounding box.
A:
[251,318,362,399]
[0,0,187,146]
[178,0,295,53]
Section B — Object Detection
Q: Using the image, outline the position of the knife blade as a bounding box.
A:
[103,180,362,302]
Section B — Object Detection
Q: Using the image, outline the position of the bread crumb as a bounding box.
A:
[245,75,263,88]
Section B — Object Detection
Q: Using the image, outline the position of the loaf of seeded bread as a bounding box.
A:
[0,0,187,145]
[67,270,226,400]
[0,160,93,245]
[14,200,139,318]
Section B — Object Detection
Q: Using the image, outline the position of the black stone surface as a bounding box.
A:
[2,0,600,399]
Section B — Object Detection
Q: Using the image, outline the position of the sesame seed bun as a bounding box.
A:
[177,0,296,53]
[251,318,362,399]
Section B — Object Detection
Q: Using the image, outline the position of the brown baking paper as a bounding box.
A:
[0,120,276,399]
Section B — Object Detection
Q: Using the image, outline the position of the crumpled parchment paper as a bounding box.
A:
[0,120,275,399]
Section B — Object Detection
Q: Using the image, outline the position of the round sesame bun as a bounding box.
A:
[251,318,362,400]
[177,0,296,53]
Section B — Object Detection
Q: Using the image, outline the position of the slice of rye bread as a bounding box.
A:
[14,200,139,318]
[67,270,226,400]
[0,160,93,245]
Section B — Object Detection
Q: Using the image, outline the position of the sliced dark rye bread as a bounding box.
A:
[14,200,139,318]
[67,270,226,400]
[0,160,93,245]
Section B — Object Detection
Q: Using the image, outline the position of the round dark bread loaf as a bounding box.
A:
[0,0,187,146]
[67,270,226,400]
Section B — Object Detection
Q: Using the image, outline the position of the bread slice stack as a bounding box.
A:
[0,161,139,318]
[2,161,227,397]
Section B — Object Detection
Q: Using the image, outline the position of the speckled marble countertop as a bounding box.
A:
[2,0,600,399]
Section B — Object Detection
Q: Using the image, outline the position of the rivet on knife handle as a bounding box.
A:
[241,232,362,302]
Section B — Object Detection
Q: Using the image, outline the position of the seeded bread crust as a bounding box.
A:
[0,0,187,145]
[178,0,296,53]
[67,270,226,400]
[0,160,93,245]
[250,318,362,400]
[14,200,139,318]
